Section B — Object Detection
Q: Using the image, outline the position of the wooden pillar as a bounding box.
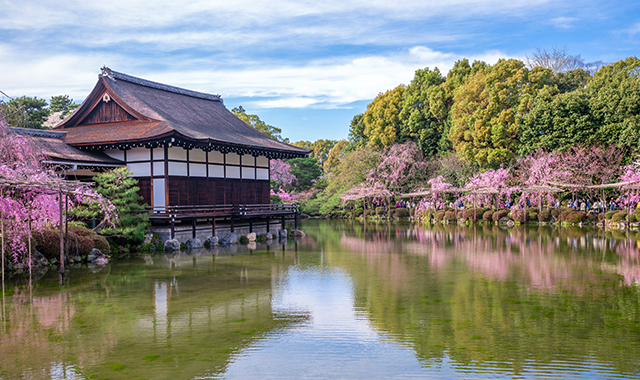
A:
[249,220,253,233]
[230,216,235,233]
[192,220,197,239]
[266,217,270,233]
[1,188,5,286]
[281,216,285,229]
[64,193,69,261]
[170,207,175,239]
[294,213,298,231]
[59,190,64,276]
[211,218,216,236]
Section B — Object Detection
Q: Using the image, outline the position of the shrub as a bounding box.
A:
[611,211,628,222]
[35,228,63,260]
[395,208,410,218]
[375,207,385,215]
[538,210,551,222]
[239,236,249,244]
[365,209,375,216]
[482,210,494,221]
[604,211,616,220]
[91,235,111,255]
[354,208,364,217]
[68,234,94,257]
[492,209,510,221]
[566,212,586,224]
[528,212,538,221]
[463,208,486,221]
[510,209,525,223]
[444,210,456,221]
[550,209,559,218]
[434,210,446,221]
[630,213,638,223]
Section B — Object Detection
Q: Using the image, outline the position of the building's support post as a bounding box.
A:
[294,213,298,231]
[192,220,197,239]
[59,190,64,277]
[211,218,216,236]
[249,220,253,233]
[230,216,235,233]
[266,217,270,233]
[281,216,285,229]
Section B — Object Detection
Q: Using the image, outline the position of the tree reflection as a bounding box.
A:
[313,221,640,377]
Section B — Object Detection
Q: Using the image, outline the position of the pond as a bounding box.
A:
[1,220,639,379]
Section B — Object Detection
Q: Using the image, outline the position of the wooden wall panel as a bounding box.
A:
[80,100,136,125]
[137,178,151,206]
[165,177,270,206]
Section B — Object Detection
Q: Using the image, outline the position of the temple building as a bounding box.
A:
[41,67,309,240]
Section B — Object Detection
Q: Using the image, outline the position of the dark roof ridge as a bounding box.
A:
[10,127,67,139]
[100,67,222,103]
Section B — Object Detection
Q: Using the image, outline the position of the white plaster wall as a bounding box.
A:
[190,163,207,177]
[242,167,255,179]
[128,162,151,177]
[226,152,240,165]
[153,147,165,160]
[190,148,206,162]
[153,161,165,176]
[209,164,224,178]
[210,151,224,164]
[104,149,124,161]
[256,155,269,167]
[128,147,150,161]
[241,155,255,166]
[168,162,188,176]
[226,166,240,179]
[257,168,269,180]
[153,178,165,208]
[168,147,187,160]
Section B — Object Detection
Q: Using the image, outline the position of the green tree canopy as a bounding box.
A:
[398,67,446,156]
[287,157,323,191]
[1,96,49,129]
[232,106,286,142]
[362,85,405,149]
[587,57,640,151]
[49,95,79,118]
[449,59,552,168]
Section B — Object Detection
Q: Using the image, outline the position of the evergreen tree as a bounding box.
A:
[90,168,148,245]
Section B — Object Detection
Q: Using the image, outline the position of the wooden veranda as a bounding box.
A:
[147,203,300,239]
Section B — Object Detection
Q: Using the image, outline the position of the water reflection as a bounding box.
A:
[308,221,640,378]
[0,222,639,379]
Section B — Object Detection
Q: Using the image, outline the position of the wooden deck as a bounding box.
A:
[146,203,299,239]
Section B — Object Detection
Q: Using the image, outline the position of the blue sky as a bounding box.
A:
[1,0,639,142]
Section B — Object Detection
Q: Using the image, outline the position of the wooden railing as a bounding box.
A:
[146,203,298,220]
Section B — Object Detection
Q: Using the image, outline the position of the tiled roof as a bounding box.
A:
[55,68,310,158]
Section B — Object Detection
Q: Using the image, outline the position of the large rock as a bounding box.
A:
[185,238,203,250]
[291,230,305,238]
[265,233,273,240]
[204,236,219,247]
[143,233,154,246]
[278,229,288,239]
[247,232,257,242]
[164,239,181,251]
[31,250,49,267]
[87,248,109,265]
[219,232,238,245]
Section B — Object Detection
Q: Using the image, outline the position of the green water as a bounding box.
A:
[1,220,639,379]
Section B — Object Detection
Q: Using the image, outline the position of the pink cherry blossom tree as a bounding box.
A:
[0,123,114,266]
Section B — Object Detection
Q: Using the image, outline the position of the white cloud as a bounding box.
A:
[551,17,578,29]
[0,44,505,109]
